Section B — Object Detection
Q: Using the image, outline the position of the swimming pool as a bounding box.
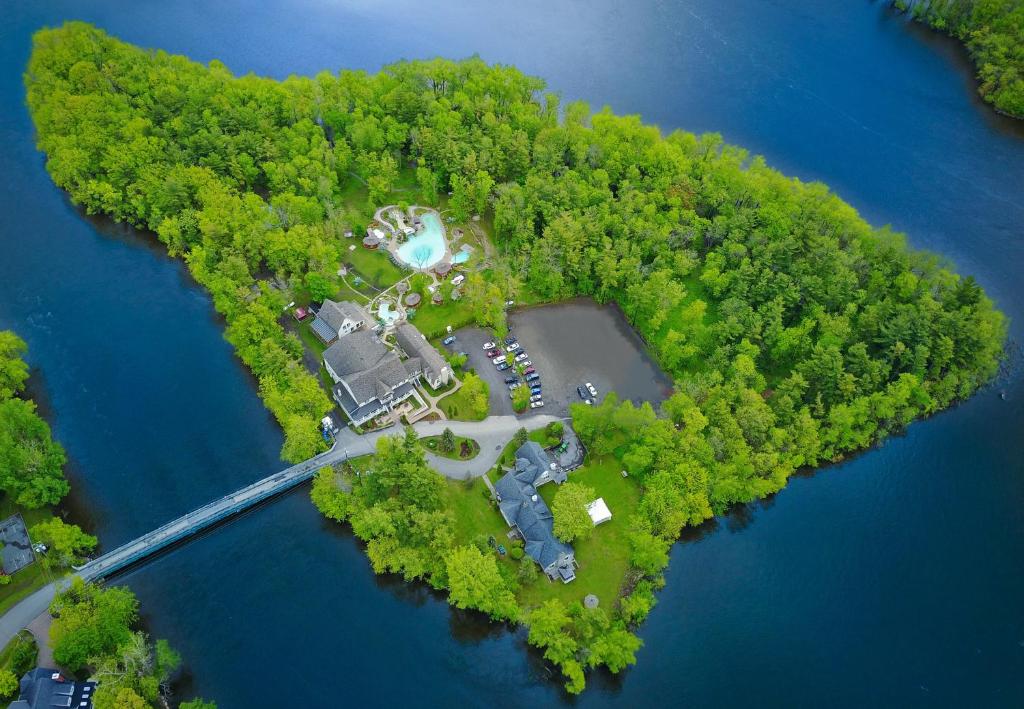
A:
[395,212,446,269]
[377,300,399,324]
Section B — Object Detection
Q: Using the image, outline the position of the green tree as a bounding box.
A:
[180,701,218,709]
[49,579,139,672]
[513,427,528,448]
[310,467,350,522]
[29,517,97,568]
[0,331,29,398]
[0,398,69,508]
[511,385,531,412]
[551,482,595,542]
[445,545,519,620]
[0,669,18,700]
[440,427,456,453]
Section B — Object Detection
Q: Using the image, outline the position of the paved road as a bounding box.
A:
[0,579,65,657]
[328,413,561,479]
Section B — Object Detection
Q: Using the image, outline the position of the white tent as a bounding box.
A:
[586,498,612,526]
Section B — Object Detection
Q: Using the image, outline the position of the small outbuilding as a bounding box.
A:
[586,498,612,526]
[431,291,444,305]
[404,292,422,307]
[434,261,452,278]
[362,234,380,249]
[396,281,410,295]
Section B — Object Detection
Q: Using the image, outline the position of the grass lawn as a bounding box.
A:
[437,381,489,421]
[517,456,642,610]
[407,298,475,339]
[443,478,509,547]
[343,245,406,290]
[420,434,480,460]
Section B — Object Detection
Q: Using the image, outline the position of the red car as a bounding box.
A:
[486,348,501,357]
[523,366,536,375]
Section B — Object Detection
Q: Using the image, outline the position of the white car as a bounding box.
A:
[530,400,545,408]
[492,356,507,365]
[506,343,519,352]
[519,360,531,368]
[530,394,543,402]
[586,382,597,397]
[514,352,528,362]
[482,341,496,350]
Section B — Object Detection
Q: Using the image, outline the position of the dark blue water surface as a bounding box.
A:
[2,1,1023,706]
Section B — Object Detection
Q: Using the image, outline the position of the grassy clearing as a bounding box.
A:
[443,478,509,546]
[518,456,641,610]
[342,246,406,290]
[0,630,37,681]
[420,434,480,460]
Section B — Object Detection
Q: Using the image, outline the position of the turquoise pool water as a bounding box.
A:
[377,300,399,324]
[452,249,470,264]
[395,212,445,269]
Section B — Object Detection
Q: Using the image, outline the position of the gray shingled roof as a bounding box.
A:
[494,445,574,572]
[324,330,412,405]
[318,299,372,332]
[394,323,447,383]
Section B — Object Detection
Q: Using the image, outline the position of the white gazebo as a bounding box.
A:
[586,498,612,526]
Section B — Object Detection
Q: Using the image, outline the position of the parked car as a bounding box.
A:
[508,382,521,390]
[577,385,588,400]
[482,341,496,350]
[530,400,545,409]
[530,388,542,396]
[486,348,501,357]
[492,356,507,365]
[496,362,511,371]
[504,376,519,385]
[524,366,536,375]
[506,300,515,307]
[586,382,597,397]
[519,360,531,368]
[530,394,543,402]
[442,335,456,346]
[525,373,540,382]
[503,336,517,345]
[506,343,519,352]
[514,352,529,363]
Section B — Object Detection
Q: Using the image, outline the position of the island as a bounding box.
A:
[23,22,1006,695]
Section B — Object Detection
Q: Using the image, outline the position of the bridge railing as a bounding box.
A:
[76,446,338,581]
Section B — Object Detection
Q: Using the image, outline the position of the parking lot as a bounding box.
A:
[443,298,674,418]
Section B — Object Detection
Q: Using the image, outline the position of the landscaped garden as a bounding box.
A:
[420,430,480,460]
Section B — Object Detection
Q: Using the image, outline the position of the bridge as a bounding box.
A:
[72,413,561,582]
[75,446,342,581]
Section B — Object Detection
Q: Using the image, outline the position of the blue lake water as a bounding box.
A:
[396,212,447,270]
[1,1,1023,707]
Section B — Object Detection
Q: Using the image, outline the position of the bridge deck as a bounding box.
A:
[77,448,337,581]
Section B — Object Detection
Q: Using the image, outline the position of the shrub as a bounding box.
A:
[510,547,524,560]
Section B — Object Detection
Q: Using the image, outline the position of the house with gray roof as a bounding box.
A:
[494,442,576,582]
[394,323,451,389]
[9,668,96,709]
[311,299,372,344]
[323,329,420,426]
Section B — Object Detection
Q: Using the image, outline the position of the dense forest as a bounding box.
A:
[25,23,1006,692]
[895,0,1024,117]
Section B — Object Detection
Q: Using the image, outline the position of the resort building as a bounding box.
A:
[312,299,372,344]
[494,442,576,583]
[394,323,451,390]
[319,301,449,425]
[9,669,96,709]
